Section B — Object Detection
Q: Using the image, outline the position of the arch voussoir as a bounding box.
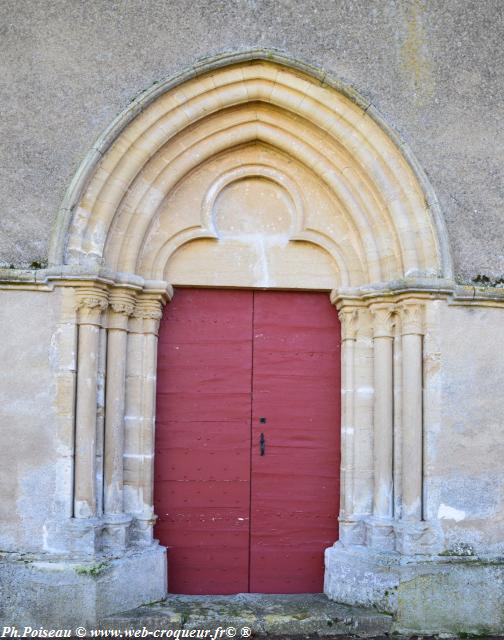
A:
[63,62,444,287]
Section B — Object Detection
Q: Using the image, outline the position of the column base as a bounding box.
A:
[324,542,504,634]
[366,517,395,551]
[338,517,366,546]
[43,517,105,555]
[394,519,443,554]
[130,511,157,545]
[102,513,133,551]
[0,544,167,628]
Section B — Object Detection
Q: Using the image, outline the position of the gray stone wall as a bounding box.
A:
[0,0,502,282]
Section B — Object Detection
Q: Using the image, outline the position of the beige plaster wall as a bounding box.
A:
[425,303,504,554]
[0,289,73,553]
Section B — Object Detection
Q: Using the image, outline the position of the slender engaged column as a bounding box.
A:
[102,289,136,548]
[138,297,164,518]
[125,291,168,544]
[392,330,403,518]
[351,309,374,537]
[367,302,396,550]
[370,303,395,520]
[96,326,107,516]
[399,300,424,522]
[74,286,108,519]
[337,305,358,544]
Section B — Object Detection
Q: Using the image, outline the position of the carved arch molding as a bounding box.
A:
[51,53,453,558]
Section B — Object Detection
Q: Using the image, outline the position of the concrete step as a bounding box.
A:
[100,593,392,637]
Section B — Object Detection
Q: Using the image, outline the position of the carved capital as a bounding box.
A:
[75,287,109,325]
[131,293,165,335]
[399,300,424,335]
[108,288,136,331]
[133,306,163,321]
[370,303,396,338]
[338,307,359,341]
[110,301,135,316]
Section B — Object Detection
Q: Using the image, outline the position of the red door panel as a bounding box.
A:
[249,291,341,593]
[154,289,340,595]
[154,289,253,594]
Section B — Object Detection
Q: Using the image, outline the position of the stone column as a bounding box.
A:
[95,326,107,517]
[337,305,359,545]
[367,302,395,550]
[74,285,108,519]
[124,291,167,544]
[351,308,374,542]
[102,288,136,548]
[399,300,424,521]
[395,299,431,555]
[392,326,403,519]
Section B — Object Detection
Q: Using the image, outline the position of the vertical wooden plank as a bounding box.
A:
[154,289,253,594]
[250,291,341,593]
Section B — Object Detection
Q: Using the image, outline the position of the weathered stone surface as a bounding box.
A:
[0,545,167,628]
[325,543,504,635]
[432,304,504,554]
[0,1,503,281]
[101,593,392,637]
[0,289,64,553]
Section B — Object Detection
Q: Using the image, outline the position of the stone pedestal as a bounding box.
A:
[324,542,504,634]
[0,545,167,628]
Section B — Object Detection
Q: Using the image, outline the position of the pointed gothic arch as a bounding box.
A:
[50,51,451,289]
[49,52,453,600]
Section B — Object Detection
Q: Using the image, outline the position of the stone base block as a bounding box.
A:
[324,542,504,635]
[0,545,167,628]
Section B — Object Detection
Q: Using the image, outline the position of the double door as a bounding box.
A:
[154,289,340,594]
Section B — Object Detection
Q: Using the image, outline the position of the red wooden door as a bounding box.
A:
[154,290,253,594]
[250,291,341,592]
[154,289,340,594]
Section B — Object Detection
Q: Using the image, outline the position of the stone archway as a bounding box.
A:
[48,51,452,614]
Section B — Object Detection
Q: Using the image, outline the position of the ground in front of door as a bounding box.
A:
[100,593,392,637]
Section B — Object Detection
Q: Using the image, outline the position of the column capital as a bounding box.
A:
[338,307,359,341]
[108,288,136,331]
[399,299,425,335]
[131,292,167,335]
[75,286,109,326]
[370,302,396,338]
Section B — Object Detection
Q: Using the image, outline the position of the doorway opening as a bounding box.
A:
[154,289,341,594]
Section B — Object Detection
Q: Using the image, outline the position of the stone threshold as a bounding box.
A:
[100,593,392,637]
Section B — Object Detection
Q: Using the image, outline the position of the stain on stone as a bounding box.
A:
[473,274,504,287]
[74,560,110,577]
[399,0,435,104]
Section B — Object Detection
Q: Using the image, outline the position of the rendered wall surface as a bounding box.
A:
[431,303,504,554]
[0,0,503,282]
[0,289,67,553]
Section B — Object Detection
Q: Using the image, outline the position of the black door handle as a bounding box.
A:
[260,432,265,456]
